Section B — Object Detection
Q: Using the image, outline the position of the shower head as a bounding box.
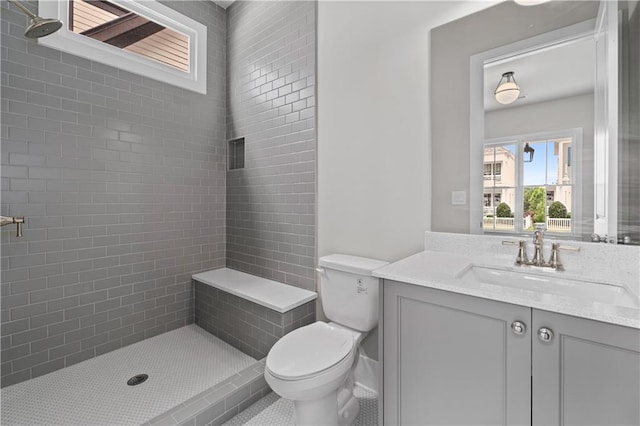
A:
[24,16,63,38]
[7,0,63,38]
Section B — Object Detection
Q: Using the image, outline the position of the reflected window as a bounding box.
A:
[482,134,577,235]
[483,162,502,178]
[483,144,516,232]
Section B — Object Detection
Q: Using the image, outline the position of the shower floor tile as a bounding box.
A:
[221,385,379,426]
[1,325,255,426]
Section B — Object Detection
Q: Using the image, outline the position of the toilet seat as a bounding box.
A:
[266,322,355,381]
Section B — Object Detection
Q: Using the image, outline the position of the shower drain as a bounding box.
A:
[127,374,149,386]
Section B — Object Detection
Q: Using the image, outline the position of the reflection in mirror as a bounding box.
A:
[483,133,578,236]
[522,138,574,234]
[480,17,591,239]
[617,0,639,243]
[483,144,517,232]
[431,0,638,245]
[69,0,189,72]
[481,21,591,239]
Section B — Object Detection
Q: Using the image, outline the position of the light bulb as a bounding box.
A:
[514,0,551,5]
[495,81,520,104]
[494,71,520,105]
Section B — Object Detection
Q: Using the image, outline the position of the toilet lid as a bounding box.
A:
[266,322,354,380]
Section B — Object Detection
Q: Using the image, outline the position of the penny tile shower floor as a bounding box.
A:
[1,325,255,425]
[222,385,378,426]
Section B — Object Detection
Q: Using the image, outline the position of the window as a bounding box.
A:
[70,0,190,72]
[38,0,206,94]
[481,130,581,236]
[483,144,516,231]
[483,162,502,179]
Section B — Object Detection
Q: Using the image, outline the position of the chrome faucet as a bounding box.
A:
[503,231,580,270]
[1,216,25,237]
[531,230,545,266]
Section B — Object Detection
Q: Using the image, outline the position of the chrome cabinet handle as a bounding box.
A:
[537,327,554,342]
[511,321,526,335]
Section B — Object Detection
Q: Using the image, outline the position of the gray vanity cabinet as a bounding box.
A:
[532,309,640,426]
[382,280,640,426]
[382,280,532,426]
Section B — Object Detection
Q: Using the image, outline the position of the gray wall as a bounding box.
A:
[430,1,599,234]
[1,0,227,387]
[226,1,316,291]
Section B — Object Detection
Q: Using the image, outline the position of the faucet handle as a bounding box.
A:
[1,216,25,238]
[548,243,581,270]
[503,240,528,266]
[15,217,24,238]
[548,243,562,270]
[557,244,580,252]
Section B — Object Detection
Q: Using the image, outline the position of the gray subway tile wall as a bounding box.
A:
[1,0,227,386]
[226,1,317,291]
[194,281,316,359]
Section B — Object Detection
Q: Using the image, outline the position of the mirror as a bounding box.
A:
[476,19,594,240]
[430,0,639,245]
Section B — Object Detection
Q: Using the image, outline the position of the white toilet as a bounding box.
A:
[264,254,388,426]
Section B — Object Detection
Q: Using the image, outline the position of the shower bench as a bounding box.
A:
[192,267,318,360]
[147,268,317,426]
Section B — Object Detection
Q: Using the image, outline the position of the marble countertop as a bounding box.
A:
[373,249,640,330]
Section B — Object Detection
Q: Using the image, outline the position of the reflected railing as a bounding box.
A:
[483,217,572,232]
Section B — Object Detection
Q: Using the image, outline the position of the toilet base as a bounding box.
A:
[292,389,339,425]
[287,371,360,426]
[337,370,359,426]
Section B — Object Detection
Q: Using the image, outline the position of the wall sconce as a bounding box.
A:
[494,71,520,105]
[524,143,535,162]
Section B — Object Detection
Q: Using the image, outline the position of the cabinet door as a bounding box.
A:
[532,309,640,426]
[383,280,531,426]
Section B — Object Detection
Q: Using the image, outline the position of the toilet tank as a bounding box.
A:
[318,254,389,332]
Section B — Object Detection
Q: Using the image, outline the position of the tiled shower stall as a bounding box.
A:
[1,0,316,389]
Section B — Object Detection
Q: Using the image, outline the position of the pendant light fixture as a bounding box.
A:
[514,0,551,5]
[494,71,520,105]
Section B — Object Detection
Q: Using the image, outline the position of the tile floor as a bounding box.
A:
[1,325,255,425]
[222,386,378,426]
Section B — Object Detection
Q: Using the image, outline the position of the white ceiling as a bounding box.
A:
[484,37,596,111]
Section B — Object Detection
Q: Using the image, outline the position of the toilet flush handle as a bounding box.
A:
[315,267,325,274]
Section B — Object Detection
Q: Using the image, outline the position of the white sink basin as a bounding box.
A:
[456,265,638,309]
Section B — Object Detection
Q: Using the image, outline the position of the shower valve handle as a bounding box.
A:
[1,216,25,238]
